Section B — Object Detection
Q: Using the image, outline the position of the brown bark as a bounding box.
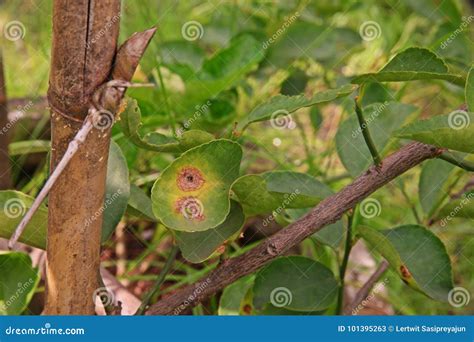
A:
[46,0,155,313]
[45,0,121,315]
[146,142,442,315]
[0,52,12,189]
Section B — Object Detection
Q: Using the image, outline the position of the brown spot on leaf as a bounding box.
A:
[242,304,252,315]
[400,265,411,279]
[175,196,205,221]
[216,245,226,254]
[177,166,205,192]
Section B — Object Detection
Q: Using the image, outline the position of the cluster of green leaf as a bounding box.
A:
[1,0,473,315]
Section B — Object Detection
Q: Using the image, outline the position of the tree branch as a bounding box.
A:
[146,142,442,315]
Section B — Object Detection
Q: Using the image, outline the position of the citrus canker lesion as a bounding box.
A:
[177,166,205,192]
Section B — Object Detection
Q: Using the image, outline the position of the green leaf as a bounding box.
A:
[396,111,474,153]
[239,84,356,129]
[232,171,332,217]
[101,141,131,243]
[151,140,242,232]
[466,66,474,112]
[0,191,47,249]
[180,34,265,111]
[418,159,456,217]
[160,40,205,79]
[336,102,417,177]
[359,225,453,302]
[175,201,245,263]
[252,256,338,312]
[435,191,474,222]
[8,140,50,156]
[218,275,255,315]
[121,99,214,152]
[352,48,465,86]
[266,22,360,67]
[0,251,40,315]
[127,185,156,221]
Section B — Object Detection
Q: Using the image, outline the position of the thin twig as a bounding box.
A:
[136,245,179,315]
[438,151,474,172]
[336,213,353,314]
[343,260,389,315]
[354,97,381,165]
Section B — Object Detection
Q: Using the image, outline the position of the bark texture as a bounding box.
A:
[146,142,442,315]
[0,53,12,189]
[45,0,121,315]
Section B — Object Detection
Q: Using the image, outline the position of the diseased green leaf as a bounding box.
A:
[0,252,40,315]
[232,171,332,217]
[127,185,156,221]
[252,256,338,312]
[121,99,214,153]
[352,48,464,86]
[396,111,474,153]
[336,102,417,177]
[175,201,245,263]
[101,141,131,243]
[359,225,453,302]
[418,159,456,217]
[218,275,255,315]
[466,66,474,112]
[0,191,47,250]
[151,140,242,232]
[239,84,356,129]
